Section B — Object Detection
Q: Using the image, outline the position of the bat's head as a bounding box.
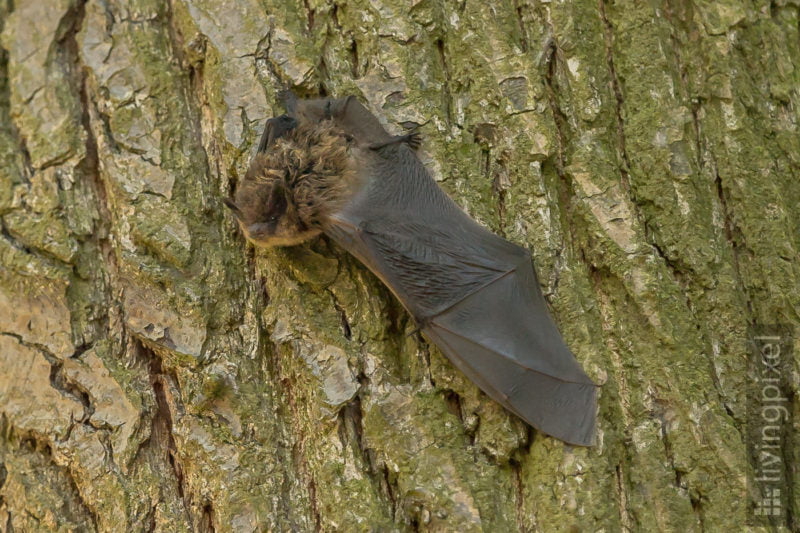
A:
[225,114,355,247]
[224,178,319,247]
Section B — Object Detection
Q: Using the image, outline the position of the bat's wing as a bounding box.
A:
[422,253,597,446]
[291,96,597,445]
[326,215,597,446]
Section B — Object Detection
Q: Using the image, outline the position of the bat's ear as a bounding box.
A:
[223,198,242,219]
[257,115,298,153]
[279,89,298,114]
[324,95,356,121]
[339,94,357,115]
[326,96,393,145]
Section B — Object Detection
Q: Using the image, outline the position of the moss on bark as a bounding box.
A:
[0,0,797,531]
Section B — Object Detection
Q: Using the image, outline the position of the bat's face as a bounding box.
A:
[225,114,355,247]
[224,174,321,247]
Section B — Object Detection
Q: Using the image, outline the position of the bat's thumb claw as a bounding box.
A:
[405,131,422,150]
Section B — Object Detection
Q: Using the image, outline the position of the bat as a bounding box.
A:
[225,95,598,446]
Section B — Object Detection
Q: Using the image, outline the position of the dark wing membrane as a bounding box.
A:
[359,220,512,318]
[316,95,597,445]
[425,255,597,445]
[426,324,596,445]
[326,216,597,445]
[430,255,594,383]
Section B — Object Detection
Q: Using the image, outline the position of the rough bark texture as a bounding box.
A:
[0,0,798,531]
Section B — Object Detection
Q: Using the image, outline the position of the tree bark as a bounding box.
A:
[0,0,797,531]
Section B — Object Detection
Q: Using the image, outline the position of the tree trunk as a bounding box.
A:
[0,0,797,531]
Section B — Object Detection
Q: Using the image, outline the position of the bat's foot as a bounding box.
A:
[406,316,430,338]
[369,132,422,151]
[402,131,422,150]
[406,326,421,338]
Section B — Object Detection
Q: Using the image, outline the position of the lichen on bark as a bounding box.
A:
[1,0,798,531]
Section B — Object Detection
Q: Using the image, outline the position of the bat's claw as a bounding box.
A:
[403,131,422,150]
[406,326,421,338]
[369,132,422,151]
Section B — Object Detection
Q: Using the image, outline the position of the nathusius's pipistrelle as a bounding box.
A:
[226,95,597,446]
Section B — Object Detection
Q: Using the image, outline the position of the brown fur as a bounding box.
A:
[230,119,355,247]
